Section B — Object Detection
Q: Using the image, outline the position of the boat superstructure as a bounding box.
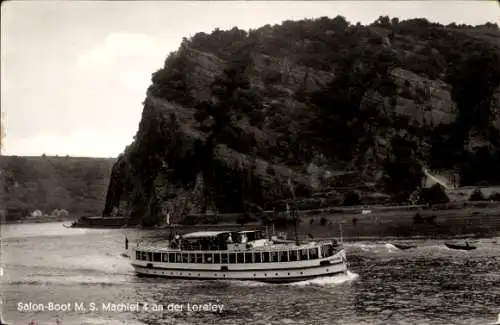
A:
[130,230,348,283]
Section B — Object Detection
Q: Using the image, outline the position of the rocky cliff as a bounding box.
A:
[103,17,500,226]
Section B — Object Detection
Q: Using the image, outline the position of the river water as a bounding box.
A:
[1,222,499,325]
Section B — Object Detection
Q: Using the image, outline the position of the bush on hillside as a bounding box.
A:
[469,188,485,201]
[419,184,450,205]
[487,192,500,201]
[342,190,361,206]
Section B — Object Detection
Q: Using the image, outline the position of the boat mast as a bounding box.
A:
[293,205,299,245]
[339,222,343,245]
[288,170,300,245]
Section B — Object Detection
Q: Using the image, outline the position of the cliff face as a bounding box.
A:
[103,17,500,225]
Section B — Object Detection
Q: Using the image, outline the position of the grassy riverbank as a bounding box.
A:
[135,202,500,240]
[297,203,500,238]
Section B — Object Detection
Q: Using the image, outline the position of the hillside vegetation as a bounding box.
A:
[103,16,500,226]
[0,155,116,222]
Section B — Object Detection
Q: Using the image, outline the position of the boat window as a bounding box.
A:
[262,251,270,263]
[153,253,161,262]
[136,251,141,260]
[196,253,203,264]
[214,253,220,264]
[309,248,319,259]
[221,253,228,264]
[289,250,298,261]
[175,253,182,263]
[147,252,153,261]
[299,249,309,260]
[204,253,212,264]
[280,251,289,262]
[244,252,252,263]
[254,252,262,263]
[162,253,168,262]
[328,244,335,257]
[229,253,236,264]
[321,244,334,257]
[182,253,189,263]
[237,253,244,263]
[271,251,279,262]
[189,253,195,264]
[169,253,175,263]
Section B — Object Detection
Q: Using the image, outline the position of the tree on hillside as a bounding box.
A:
[450,49,500,131]
[149,53,194,106]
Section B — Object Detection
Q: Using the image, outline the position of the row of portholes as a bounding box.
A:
[146,270,316,277]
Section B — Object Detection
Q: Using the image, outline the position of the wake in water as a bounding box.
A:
[347,240,499,254]
[383,243,398,252]
[345,243,381,251]
[346,242,403,254]
[210,271,360,288]
[288,270,359,287]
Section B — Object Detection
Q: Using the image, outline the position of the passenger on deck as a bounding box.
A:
[227,234,233,243]
[171,233,180,249]
[241,234,248,244]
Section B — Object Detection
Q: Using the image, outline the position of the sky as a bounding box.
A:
[1,1,499,158]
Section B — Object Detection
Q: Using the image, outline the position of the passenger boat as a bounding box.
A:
[130,230,348,283]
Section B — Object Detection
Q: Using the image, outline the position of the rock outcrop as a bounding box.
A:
[103,17,500,225]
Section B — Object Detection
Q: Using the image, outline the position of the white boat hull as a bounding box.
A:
[131,250,348,283]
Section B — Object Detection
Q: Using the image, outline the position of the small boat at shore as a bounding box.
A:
[129,229,348,283]
[392,243,417,250]
[445,242,476,250]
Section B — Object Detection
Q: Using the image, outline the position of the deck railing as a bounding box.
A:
[135,239,339,254]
